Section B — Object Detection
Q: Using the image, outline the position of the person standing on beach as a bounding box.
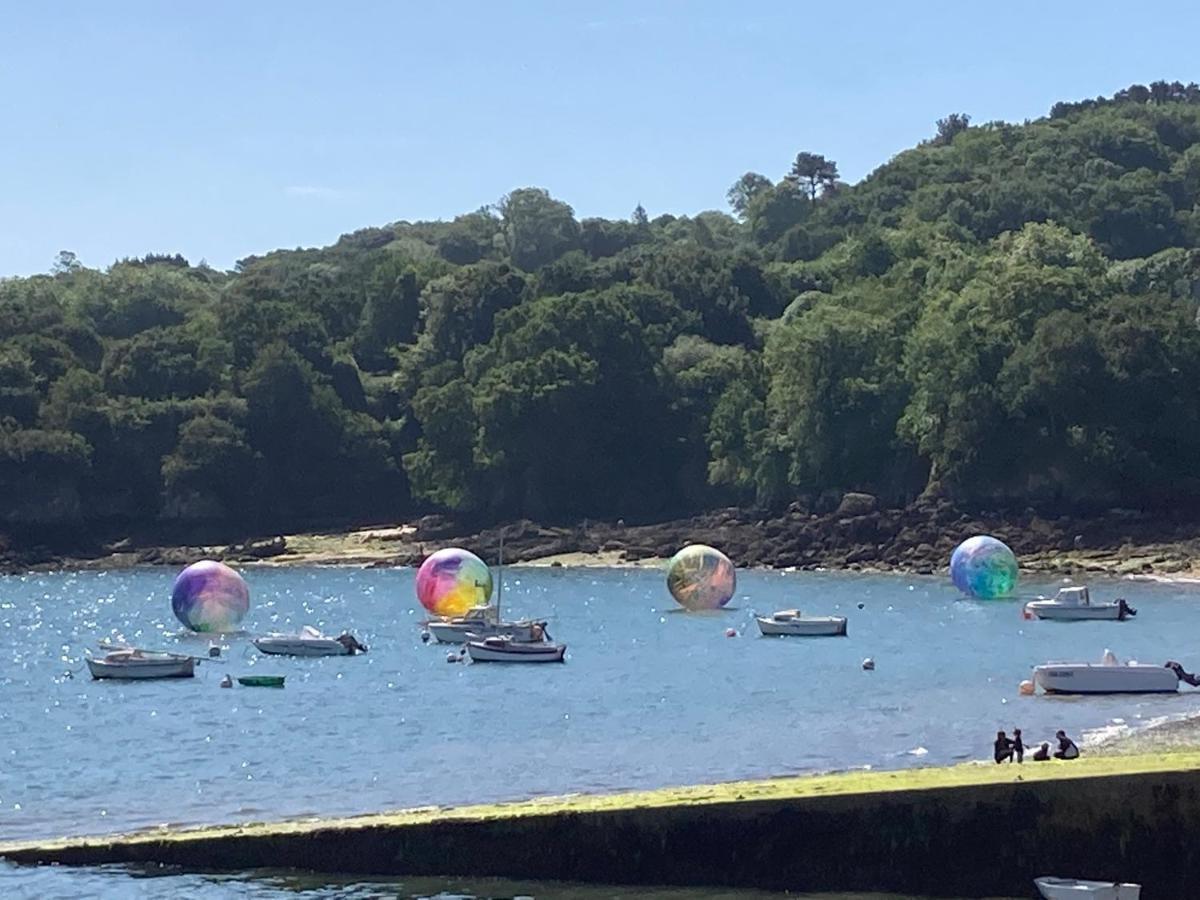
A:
[993,730,1014,763]
[1011,728,1025,763]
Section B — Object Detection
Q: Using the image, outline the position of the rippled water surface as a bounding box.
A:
[3,565,1200,851]
[0,861,1025,900]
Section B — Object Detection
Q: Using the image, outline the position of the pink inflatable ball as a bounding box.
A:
[666,544,736,610]
[416,548,493,617]
[171,560,250,633]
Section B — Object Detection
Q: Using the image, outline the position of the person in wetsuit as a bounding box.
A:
[1053,730,1079,760]
[994,730,1014,763]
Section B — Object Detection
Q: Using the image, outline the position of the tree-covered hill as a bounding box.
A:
[4,81,1200,544]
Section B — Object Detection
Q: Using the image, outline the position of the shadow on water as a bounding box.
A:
[0,861,1026,900]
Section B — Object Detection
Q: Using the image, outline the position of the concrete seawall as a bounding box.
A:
[6,754,1200,897]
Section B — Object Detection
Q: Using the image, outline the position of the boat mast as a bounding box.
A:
[496,533,504,617]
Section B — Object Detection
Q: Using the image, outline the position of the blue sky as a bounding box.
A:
[1,1,1196,276]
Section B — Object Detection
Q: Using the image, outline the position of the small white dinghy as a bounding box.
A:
[1033,649,1198,694]
[756,609,848,637]
[1024,586,1136,622]
[253,625,367,657]
[87,648,196,680]
[465,635,566,663]
[1035,876,1141,900]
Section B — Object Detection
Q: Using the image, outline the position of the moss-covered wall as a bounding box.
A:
[6,765,1200,897]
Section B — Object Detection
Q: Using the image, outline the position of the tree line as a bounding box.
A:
[4,81,1200,542]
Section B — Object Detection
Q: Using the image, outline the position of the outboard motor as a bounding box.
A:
[1165,660,1200,686]
[336,633,368,655]
[1117,598,1137,620]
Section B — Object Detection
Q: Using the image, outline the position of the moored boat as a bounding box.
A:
[237,674,286,687]
[465,635,566,663]
[1024,587,1136,622]
[427,605,548,644]
[1035,875,1141,900]
[253,625,367,657]
[1032,649,1190,694]
[86,648,196,680]
[756,609,847,637]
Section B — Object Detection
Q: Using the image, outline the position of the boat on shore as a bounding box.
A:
[86,648,196,680]
[253,625,367,657]
[465,635,566,663]
[1035,875,1141,899]
[756,609,847,637]
[1024,587,1136,622]
[1032,649,1198,694]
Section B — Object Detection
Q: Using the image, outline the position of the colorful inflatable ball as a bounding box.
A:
[416,547,493,617]
[950,535,1018,599]
[171,560,250,633]
[666,544,736,610]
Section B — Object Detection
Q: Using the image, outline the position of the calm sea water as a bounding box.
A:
[1,565,1197,895]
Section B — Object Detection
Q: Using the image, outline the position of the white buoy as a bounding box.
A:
[862,658,875,671]
[1019,679,1035,696]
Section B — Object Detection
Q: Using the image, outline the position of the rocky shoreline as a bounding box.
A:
[5,492,1200,578]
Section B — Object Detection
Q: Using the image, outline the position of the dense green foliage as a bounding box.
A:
[5,82,1200,535]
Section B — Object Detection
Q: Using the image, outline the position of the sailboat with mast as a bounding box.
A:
[425,537,550,644]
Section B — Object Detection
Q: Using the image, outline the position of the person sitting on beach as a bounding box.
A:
[993,730,1013,764]
[1011,728,1025,763]
[1053,730,1079,760]
[1032,742,1051,762]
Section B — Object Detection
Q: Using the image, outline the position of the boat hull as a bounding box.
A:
[1033,664,1178,694]
[87,657,195,680]
[756,616,847,637]
[465,642,566,663]
[253,638,350,657]
[1026,603,1124,621]
[1035,876,1141,900]
[428,620,544,643]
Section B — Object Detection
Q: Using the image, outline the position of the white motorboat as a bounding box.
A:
[1024,586,1136,621]
[87,648,196,680]
[1035,876,1141,900]
[465,635,566,663]
[1033,649,1192,694]
[756,609,848,637]
[253,625,368,657]
[427,605,549,644]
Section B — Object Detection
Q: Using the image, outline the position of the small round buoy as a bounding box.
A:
[1019,679,1035,696]
[857,602,865,610]
[862,658,875,671]
[219,674,233,688]
[446,652,459,663]
[420,631,431,643]
[208,644,221,658]
[725,627,737,638]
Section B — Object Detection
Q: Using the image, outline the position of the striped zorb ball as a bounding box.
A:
[415,548,493,617]
[666,544,736,610]
[950,535,1018,599]
[171,560,250,632]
